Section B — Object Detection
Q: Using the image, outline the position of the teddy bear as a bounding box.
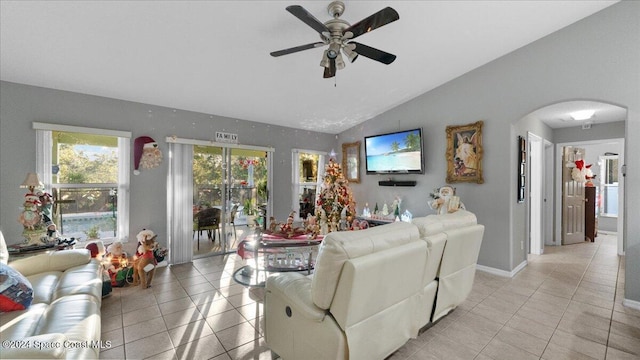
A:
[429,186,466,215]
[132,229,158,288]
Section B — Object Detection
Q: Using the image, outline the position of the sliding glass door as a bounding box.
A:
[192,145,271,258]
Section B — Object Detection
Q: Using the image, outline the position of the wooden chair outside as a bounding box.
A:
[193,207,221,250]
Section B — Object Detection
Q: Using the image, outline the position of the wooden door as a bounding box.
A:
[562,147,585,244]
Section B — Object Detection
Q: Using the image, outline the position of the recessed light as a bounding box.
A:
[570,110,595,121]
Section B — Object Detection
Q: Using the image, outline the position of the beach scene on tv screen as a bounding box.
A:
[366,130,422,172]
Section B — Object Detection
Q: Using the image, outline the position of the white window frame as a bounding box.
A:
[34,122,131,242]
[292,149,326,221]
[599,154,619,218]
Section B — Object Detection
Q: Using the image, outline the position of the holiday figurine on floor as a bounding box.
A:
[133,229,158,288]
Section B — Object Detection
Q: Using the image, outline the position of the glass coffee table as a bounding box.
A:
[233,232,323,287]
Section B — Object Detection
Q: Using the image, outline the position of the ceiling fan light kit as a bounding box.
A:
[270,1,399,78]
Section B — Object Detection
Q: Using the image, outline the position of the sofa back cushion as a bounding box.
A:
[433,224,485,321]
[10,250,90,277]
[411,210,477,237]
[311,221,420,309]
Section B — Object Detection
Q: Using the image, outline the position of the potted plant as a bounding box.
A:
[85,224,100,240]
[244,198,257,226]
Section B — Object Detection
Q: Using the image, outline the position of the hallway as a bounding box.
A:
[391,232,637,359]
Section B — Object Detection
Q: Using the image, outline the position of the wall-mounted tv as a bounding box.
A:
[364,128,424,174]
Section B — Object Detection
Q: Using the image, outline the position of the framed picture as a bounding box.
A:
[342,141,360,183]
[517,136,526,203]
[446,121,484,184]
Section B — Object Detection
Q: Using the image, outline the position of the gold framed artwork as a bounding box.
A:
[342,141,360,183]
[446,121,484,184]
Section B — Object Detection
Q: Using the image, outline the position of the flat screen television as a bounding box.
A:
[364,128,424,174]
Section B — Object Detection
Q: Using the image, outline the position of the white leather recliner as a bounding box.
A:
[265,222,436,360]
[264,210,484,360]
[412,210,484,321]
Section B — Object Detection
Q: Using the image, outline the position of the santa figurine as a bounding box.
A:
[429,186,466,215]
[133,136,163,175]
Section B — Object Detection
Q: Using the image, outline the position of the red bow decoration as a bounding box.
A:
[574,160,585,170]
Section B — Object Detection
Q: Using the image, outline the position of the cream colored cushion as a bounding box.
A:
[411,210,478,237]
[311,222,420,309]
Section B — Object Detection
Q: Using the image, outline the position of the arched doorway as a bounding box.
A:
[517,100,627,256]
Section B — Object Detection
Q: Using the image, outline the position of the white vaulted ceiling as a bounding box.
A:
[0,1,618,133]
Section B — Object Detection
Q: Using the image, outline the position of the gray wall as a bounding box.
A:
[0,81,336,246]
[1,2,638,303]
[339,1,640,303]
[554,120,626,144]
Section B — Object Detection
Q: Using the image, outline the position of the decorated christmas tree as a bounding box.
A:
[315,158,356,232]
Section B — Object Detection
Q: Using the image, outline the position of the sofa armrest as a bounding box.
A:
[9,249,91,277]
[266,272,326,322]
[0,333,67,359]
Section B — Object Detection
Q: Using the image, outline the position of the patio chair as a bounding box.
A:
[193,207,221,250]
[229,204,239,243]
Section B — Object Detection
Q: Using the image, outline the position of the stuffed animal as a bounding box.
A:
[429,186,466,215]
[85,241,112,296]
[133,229,158,288]
[105,241,129,286]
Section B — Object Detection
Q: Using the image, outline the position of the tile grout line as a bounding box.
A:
[543,238,603,360]
[603,253,624,360]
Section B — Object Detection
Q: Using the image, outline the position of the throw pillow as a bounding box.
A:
[0,263,34,312]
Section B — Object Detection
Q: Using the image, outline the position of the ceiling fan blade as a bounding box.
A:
[271,42,325,57]
[286,5,330,36]
[351,42,396,64]
[323,58,336,78]
[344,7,399,40]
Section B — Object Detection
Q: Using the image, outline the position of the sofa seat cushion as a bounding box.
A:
[54,262,102,301]
[0,303,47,339]
[27,271,62,305]
[311,222,420,309]
[411,210,477,237]
[37,294,101,338]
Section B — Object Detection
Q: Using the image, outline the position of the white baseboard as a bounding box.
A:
[622,298,640,311]
[476,260,527,278]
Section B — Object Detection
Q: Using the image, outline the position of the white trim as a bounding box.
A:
[476,260,527,278]
[292,148,328,156]
[622,298,640,311]
[33,122,131,138]
[166,136,274,152]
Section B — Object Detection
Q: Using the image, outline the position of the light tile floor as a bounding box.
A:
[99,233,639,359]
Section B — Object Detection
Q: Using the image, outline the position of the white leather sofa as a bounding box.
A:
[0,231,104,359]
[264,210,484,360]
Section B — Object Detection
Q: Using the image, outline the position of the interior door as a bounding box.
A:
[562,146,586,244]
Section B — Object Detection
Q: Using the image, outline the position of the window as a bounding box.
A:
[35,123,130,242]
[292,149,326,220]
[599,155,618,217]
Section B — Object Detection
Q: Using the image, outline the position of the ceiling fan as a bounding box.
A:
[270,1,399,78]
